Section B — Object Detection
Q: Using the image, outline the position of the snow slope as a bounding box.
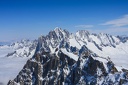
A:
[72,30,128,70]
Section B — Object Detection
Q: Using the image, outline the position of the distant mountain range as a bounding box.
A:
[1,28,128,85]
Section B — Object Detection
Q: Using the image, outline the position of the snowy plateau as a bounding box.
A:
[0,28,128,85]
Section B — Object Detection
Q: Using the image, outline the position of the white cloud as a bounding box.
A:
[74,15,128,35]
[88,27,128,35]
[100,27,128,34]
[75,25,93,28]
[101,15,128,27]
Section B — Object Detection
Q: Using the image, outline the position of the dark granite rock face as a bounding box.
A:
[8,47,128,85]
[107,61,118,74]
[8,50,76,85]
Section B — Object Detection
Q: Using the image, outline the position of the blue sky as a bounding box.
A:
[0,0,128,42]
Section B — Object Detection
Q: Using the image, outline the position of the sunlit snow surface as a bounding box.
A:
[61,48,78,61]
[88,41,128,69]
[72,34,128,70]
[0,46,34,85]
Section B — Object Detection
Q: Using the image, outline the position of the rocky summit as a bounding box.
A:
[8,28,128,85]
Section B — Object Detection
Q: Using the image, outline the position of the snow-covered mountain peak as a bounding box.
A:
[47,28,69,40]
[54,27,64,37]
[54,27,61,31]
[76,30,90,39]
[98,32,108,36]
[4,39,37,58]
[5,28,128,85]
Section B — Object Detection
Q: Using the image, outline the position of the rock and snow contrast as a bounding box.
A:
[0,40,37,85]
[0,28,128,85]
